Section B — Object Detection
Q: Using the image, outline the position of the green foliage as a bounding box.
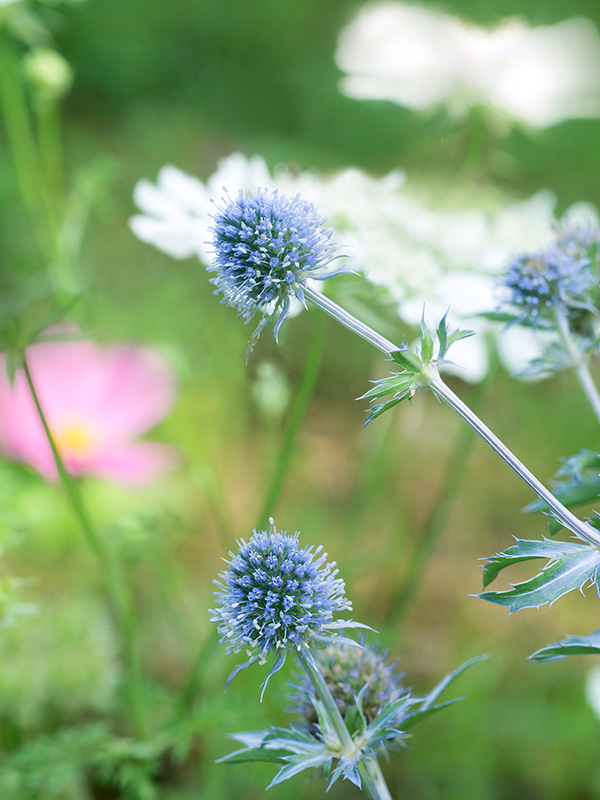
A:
[479,538,600,614]
[218,655,486,791]
[525,450,600,515]
[361,314,474,425]
[530,629,600,661]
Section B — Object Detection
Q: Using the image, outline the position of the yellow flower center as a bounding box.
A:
[53,423,95,457]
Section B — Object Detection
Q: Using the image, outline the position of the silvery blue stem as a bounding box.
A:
[302,283,600,549]
[304,284,397,355]
[429,371,600,547]
[297,647,392,800]
[554,310,600,426]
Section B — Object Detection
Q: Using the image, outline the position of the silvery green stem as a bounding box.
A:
[297,647,392,800]
[303,283,600,548]
[554,311,600,426]
[304,284,396,355]
[429,371,600,548]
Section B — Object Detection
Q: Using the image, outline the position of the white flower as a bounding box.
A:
[335,2,600,128]
[130,153,591,380]
[586,667,600,720]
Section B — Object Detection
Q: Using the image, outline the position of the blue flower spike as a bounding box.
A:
[209,189,345,354]
[210,519,367,699]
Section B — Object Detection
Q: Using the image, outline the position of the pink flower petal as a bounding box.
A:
[84,442,179,485]
[0,332,178,485]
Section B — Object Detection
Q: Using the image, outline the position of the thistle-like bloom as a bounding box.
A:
[290,637,405,728]
[209,189,341,349]
[501,245,595,323]
[211,522,356,695]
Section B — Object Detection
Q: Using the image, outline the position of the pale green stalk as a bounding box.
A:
[0,35,53,256]
[297,648,392,800]
[23,357,147,736]
[257,314,324,528]
[554,310,600,425]
[303,284,600,548]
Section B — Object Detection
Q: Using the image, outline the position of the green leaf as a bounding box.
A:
[267,753,330,788]
[390,348,423,372]
[482,538,587,588]
[479,545,600,613]
[364,395,412,427]
[525,449,600,514]
[361,374,414,400]
[420,316,434,365]
[529,629,600,661]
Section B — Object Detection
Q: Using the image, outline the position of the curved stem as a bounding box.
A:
[297,648,392,800]
[387,404,477,626]
[23,357,146,736]
[257,314,324,528]
[554,311,600,425]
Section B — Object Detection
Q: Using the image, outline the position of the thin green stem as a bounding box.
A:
[257,315,324,528]
[554,311,600,425]
[22,357,147,736]
[174,629,220,722]
[303,286,600,547]
[297,648,392,800]
[0,35,54,257]
[387,409,476,626]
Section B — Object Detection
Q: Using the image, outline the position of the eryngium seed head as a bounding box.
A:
[209,190,338,347]
[211,524,352,667]
[289,638,405,728]
[500,244,595,323]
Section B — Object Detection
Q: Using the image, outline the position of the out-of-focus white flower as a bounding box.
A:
[335,3,600,128]
[131,153,588,380]
[586,667,600,720]
[129,154,272,262]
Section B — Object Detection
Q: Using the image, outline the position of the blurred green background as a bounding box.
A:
[3,0,600,798]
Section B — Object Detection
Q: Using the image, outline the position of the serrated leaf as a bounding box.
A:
[479,547,600,613]
[529,629,600,661]
[482,538,587,588]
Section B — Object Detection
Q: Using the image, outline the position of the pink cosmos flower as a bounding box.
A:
[0,333,178,485]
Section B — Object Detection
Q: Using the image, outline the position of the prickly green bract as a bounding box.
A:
[218,653,486,790]
[361,313,474,426]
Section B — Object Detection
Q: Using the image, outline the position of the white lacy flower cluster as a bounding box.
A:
[335,2,600,129]
[130,153,598,381]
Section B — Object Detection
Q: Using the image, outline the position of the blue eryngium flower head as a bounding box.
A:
[209,189,342,351]
[210,521,359,697]
[501,244,595,324]
[289,637,406,729]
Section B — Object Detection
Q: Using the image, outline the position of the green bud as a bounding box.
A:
[22,47,73,101]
